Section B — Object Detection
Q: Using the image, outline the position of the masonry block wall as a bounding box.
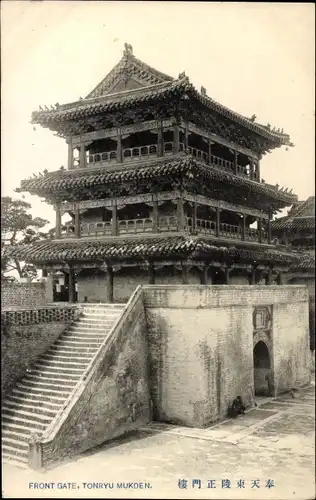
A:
[273,299,310,393]
[143,285,310,428]
[1,282,50,309]
[40,294,151,466]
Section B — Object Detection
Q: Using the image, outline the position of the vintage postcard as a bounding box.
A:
[1,1,315,499]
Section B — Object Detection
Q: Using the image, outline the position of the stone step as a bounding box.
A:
[2,445,29,460]
[78,318,118,324]
[7,393,64,409]
[79,317,119,322]
[3,401,57,418]
[55,339,102,347]
[1,455,28,468]
[38,357,90,368]
[2,436,29,450]
[12,387,68,403]
[2,429,30,443]
[80,303,125,309]
[41,354,91,364]
[62,334,107,342]
[2,415,47,430]
[16,382,72,397]
[24,373,79,385]
[2,407,54,425]
[68,325,112,332]
[2,421,36,435]
[48,346,98,356]
[31,365,84,375]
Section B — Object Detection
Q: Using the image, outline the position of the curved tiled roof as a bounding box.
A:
[32,45,292,145]
[271,196,315,230]
[290,253,315,271]
[86,52,173,99]
[288,196,315,217]
[18,156,297,205]
[5,235,298,265]
[32,68,291,148]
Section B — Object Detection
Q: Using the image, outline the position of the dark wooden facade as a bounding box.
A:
[12,44,300,302]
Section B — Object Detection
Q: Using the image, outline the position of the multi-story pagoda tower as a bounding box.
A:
[272,196,315,351]
[13,43,299,303]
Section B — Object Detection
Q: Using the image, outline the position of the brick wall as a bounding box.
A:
[1,280,53,310]
[1,306,80,397]
[143,285,310,427]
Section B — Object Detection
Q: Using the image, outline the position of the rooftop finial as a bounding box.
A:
[124,43,133,57]
[201,86,207,96]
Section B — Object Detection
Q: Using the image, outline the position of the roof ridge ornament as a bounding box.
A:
[201,86,207,96]
[123,43,133,57]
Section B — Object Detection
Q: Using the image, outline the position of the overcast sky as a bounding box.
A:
[1,1,315,227]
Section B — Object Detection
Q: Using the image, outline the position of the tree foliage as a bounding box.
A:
[1,196,53,280]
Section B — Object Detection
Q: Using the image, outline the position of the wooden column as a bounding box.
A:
[224,267,231,284]
[192,200,197,230]
[42,269,48,278]
[266,268,273,285]
[184,124,189,150]
[234,151,239,175]
[74,205,80,238]
[68,269,76,303]
[152,197,158,232]
[242,214,247,241]
[55,204,61,239]
[148,263,155,284]
[278,272,284,285]
[112,203,117,236]
[79,144,86,168]
[251,267,256,285]
[116,131,123,163]
[249,158,254,180]
[157,121,164,157]
[256,160,261,182]
[107,266,114,303]
[258,218,262,243]
[177,197,185,231]
[173,123,180,154]
[68,138,73,170]
[182,262,189,284]
[216,207,221,237]
[268,211,272,244]
[200,264,209,285]
[208,140,212,165]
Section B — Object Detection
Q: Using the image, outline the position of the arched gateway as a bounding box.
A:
[253,340,272,396]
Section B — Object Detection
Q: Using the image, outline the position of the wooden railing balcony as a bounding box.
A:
[60,217,271,245]
[72,141,257,181]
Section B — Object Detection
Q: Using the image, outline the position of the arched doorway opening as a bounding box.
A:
[253,341,272,396]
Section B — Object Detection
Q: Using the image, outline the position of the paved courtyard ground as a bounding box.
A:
[2,383,315,500]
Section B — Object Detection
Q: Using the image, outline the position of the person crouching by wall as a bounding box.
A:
[227,396,246,418]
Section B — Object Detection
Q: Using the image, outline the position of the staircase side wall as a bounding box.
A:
[41,297,151,467]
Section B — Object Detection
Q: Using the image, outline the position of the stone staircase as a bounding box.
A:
[2,304,125,468]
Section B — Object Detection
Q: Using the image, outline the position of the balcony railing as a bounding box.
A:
[60,217,271,245]
[74,141,254,181]
[81,221,112,236]
[118,218,153,234]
